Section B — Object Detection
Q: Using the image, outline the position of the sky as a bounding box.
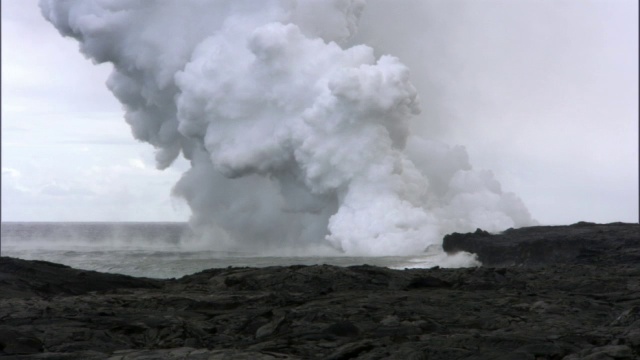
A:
[2,0,638,225]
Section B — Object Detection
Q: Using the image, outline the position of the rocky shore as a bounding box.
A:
[1,222,639,359]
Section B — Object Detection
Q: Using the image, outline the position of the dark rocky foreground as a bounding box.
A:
[1,223,638,359]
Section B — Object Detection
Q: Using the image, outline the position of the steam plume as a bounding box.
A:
[40,0,534,256]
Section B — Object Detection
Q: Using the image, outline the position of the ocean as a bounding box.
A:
[1,222,460,279]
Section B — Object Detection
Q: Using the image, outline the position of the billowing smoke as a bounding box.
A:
[40,0,534,256]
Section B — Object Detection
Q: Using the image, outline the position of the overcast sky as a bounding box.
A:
[2,0,191,222]
[2,0,638,225]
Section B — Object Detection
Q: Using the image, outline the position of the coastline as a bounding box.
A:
[1,222,638,359]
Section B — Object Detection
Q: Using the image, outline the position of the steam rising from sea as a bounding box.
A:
[1,222,480,278]
[39,0,534,260]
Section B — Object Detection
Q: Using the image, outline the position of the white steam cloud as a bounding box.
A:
[40,0,534,256]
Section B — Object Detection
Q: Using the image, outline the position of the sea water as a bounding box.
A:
[1,222,454,279]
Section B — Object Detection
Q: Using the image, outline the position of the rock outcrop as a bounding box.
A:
[442,222,639,267]
[1,222,639,359]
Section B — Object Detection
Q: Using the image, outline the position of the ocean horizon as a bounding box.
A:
[1,222,466,279]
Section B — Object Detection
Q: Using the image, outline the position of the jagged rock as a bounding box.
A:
[0,257,161,299]
[0,328,43,354]
[0,223,639,359]
[442,222,639,267]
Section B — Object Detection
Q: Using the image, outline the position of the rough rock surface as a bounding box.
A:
[1,222,639,359]
[443,222,640,267]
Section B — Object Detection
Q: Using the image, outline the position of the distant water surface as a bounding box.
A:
[1,222,462,278]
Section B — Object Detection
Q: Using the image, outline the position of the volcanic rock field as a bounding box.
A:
[1,222,639,359]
